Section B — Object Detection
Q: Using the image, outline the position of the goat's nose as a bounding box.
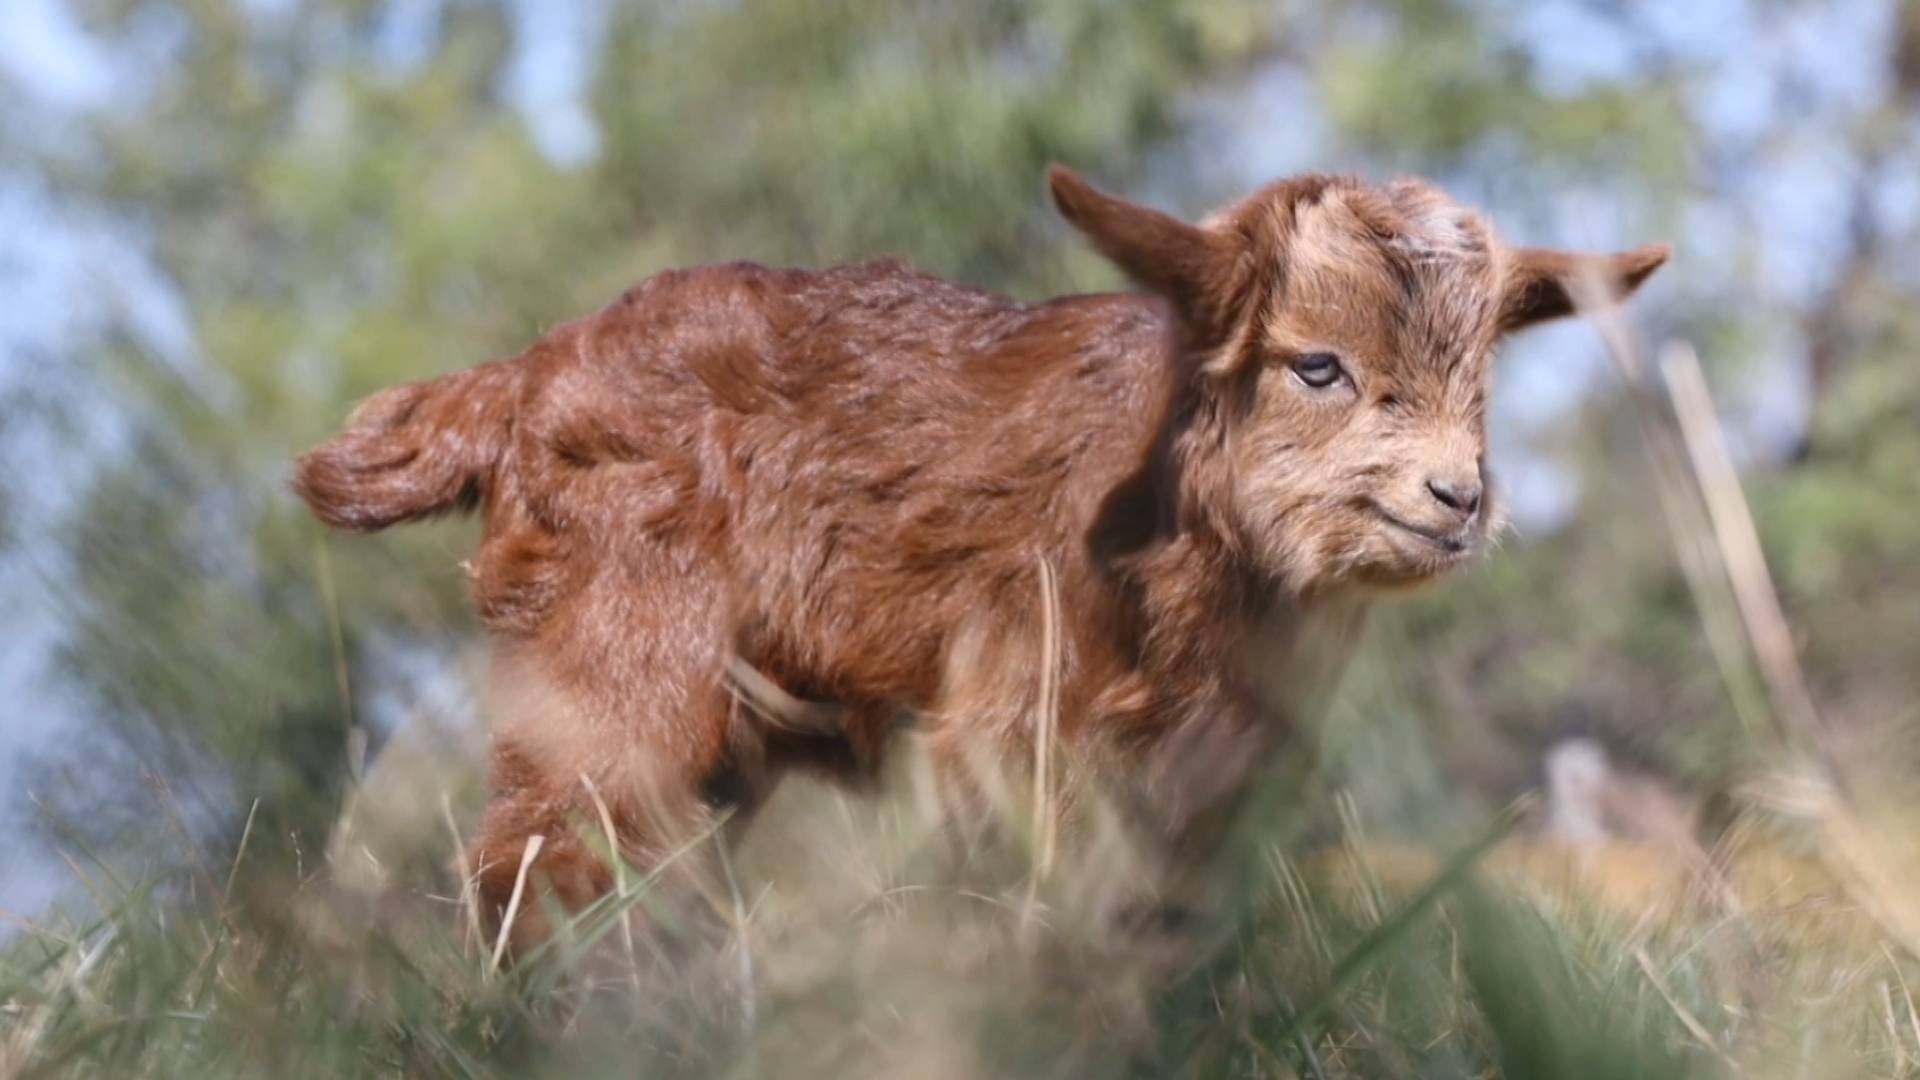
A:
[1425,475,1483,518]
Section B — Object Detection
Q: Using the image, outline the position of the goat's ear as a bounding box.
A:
[1499,243,1670,333]
[1050,165,1244,334]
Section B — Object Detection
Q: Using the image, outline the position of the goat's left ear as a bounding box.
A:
[1499,243,1670,333]
[1049,165,1245,336]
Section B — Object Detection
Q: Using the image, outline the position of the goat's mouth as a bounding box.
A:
[1367,504,1476,561]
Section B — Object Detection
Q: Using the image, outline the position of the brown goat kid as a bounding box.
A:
[295,167,1665,948]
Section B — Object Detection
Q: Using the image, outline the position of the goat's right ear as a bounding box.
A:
[1050,165,1244,332]
[1499,243,1670,333]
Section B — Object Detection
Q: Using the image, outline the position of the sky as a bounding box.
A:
[0,0,1902,921]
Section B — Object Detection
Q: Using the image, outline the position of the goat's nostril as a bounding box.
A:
[1426,477,1483,517]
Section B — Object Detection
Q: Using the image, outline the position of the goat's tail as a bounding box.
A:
[293,359,522,532]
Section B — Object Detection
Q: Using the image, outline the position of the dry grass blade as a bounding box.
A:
[1578,277,1779,747]
[578,771,638,967]
[713,828,756,1027]
[443,793,484,959]
[1336,790,1386,927]
[1889,947,1920,1060]
[186,797,259,1007]
[218,799,260,916]
[1030,553,1062,881]
[1632,946,1730,1065]
[1657,342,1827,752]
[1880,980,1909,1075]
[489,834,545,975]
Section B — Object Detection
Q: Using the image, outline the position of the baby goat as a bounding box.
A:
[295,166,1666,948]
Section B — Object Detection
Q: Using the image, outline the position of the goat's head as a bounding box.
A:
[1051,166,1667,594]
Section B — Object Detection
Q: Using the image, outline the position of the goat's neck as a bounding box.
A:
[1126,525,1370,723]
[1151,388,1375,731]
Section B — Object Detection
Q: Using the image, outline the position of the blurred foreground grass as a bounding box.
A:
[8,741,1920,1078]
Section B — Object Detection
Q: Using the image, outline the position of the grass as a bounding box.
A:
[7,323,1919,1077]
[6,732,1920,1077]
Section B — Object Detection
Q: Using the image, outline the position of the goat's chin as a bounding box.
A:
[1352,558,1467,592]
[1346,528,1483,591]
[1257,532,1474,598]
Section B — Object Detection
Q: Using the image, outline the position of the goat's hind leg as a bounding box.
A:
[466,547,745,959]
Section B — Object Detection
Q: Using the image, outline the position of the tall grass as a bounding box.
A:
[7,318,1919,1078]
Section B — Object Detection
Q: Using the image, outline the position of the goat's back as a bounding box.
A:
[465,259,1170,709]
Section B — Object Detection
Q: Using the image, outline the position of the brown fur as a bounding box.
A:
[294,166,1666,950]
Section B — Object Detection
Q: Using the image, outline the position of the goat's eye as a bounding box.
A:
[1291,352,1344,389]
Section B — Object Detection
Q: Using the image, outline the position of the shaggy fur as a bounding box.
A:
[294,166,1666,949]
